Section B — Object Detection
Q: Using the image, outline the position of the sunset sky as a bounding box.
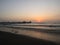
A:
[0,0,60,23]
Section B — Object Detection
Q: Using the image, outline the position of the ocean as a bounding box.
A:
[0,23,60,44]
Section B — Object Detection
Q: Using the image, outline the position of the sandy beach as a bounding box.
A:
[0,31,59,45]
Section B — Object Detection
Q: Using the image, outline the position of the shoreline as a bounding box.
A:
[0,31,59,45]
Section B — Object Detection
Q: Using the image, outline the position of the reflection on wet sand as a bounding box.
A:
[0,27,60,44]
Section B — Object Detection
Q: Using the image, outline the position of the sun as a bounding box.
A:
[33,17,45,22]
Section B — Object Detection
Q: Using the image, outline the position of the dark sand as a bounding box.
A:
[0,31,59,45]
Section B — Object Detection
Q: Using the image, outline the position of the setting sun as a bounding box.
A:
[32,16,45,22]
[0,0,60,45]
[0,0,60,23]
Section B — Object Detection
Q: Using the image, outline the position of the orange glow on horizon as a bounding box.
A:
[32,16,46,22]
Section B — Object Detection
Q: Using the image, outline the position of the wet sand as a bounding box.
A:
[0,31,59,45]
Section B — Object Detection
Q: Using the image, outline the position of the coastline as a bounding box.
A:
[0,31,59,45]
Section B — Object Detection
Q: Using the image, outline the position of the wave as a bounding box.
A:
[11,24,60,27]
[0,23,60,35]
[6,26,60,35]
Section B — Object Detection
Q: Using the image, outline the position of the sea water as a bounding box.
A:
[0,23,60,43]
